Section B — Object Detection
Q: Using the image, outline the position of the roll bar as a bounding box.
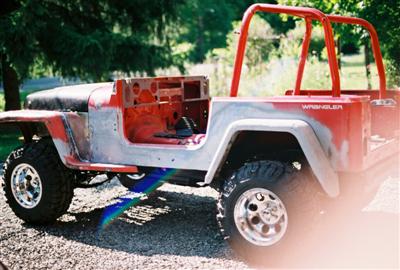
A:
[327,15,386,98]
[230,4,387,98]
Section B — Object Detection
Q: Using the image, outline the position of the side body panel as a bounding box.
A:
[89,90,369,172]
[3,81,398,198]
[88,85,373,196]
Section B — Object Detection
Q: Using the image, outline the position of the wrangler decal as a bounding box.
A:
[302,104,343,110]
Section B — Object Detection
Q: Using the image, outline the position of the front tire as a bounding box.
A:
[217,160,322,263]
[2,139,74,224]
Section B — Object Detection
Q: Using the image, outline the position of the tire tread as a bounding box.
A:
[2,139,74,224]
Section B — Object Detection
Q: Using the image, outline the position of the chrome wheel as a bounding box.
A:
[126,173,146,180]
[234,188,288,246]
[10,163,42,209]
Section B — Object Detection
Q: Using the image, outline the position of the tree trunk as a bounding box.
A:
[1,54,21,111]
[364,42,372,90]
[196,15,205,62]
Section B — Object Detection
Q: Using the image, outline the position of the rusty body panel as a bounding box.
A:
[0,109,137,173]
[0,4,399,198]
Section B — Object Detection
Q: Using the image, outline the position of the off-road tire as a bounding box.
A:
[2,139,74,224]
[217,160,323,265]
[118,167,154,189]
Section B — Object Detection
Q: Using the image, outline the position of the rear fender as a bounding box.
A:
[205,119,339,197]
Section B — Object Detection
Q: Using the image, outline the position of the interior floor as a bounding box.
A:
[122,76,210,145]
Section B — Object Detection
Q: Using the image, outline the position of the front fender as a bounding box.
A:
[205,118,339,197]
[0,110,138,173]
[0,110,75,165]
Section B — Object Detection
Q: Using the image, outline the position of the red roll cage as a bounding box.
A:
[230,4,386,98]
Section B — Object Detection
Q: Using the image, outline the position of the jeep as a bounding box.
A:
[1,4,399,259]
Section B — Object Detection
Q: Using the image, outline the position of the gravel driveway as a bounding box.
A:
[0,162,399,269]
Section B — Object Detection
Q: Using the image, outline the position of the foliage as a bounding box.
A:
[274,53,380,92]
[175,0,235,63]
[0,0,184,83]
[173,0,293,64]
[362,0,400,87]
[276,21,326,60]
[226,0,296,34]
[278,0,363,30]
[203,15,277,95]
[244,18,277,74]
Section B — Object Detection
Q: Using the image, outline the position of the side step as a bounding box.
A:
[65,156,138,173]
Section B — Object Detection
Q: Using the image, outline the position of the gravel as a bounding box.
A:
[0,165,399,269]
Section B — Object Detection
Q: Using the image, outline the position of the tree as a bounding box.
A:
[362,0,400,87]
[278,0,400,87]
[279,0,364,67]
[175,0,235,63]
[0,0,183,110]
[175,0,295,64]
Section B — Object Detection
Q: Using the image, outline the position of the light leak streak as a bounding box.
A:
[98,168,176,230]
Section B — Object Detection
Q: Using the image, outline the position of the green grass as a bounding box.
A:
[272,54,379,95]
[340,54,379,90]
[0,129,23,161]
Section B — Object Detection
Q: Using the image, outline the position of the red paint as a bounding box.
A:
[214,90,399,172]
[65,156,138,173]
[225,3,397,172]
[0,110,69,142]
[118,76,209,145]
[294,18,312,95]
[283,90,400,138]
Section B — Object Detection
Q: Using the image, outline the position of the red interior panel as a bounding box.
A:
[122,76,210,145]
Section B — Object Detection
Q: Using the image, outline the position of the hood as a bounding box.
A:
[25,82,113,112]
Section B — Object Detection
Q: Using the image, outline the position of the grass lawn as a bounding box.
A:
[0,129,23,162]
[206,53,379,97]
[340,53,379,90]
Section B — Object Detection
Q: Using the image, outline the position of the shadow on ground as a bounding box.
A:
[20,156,399,269]
[25,188,232,259]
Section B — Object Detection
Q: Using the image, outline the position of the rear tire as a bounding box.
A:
[118,167,153,189]
[217,160,323,265]
[2,139,74,224]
